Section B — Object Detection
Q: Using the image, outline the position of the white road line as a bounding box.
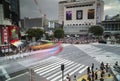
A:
[50,64,81,81]
[37,60,72,74]
[69,65,85,75]
[40,61,74,75]
[43,63,77,77]
[79,66,88,73]
[1,67,10,79]
[34,59,67,72]
[6,72,29,81]
[33,58,60,69]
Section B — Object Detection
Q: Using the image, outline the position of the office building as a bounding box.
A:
[58,0,104,36]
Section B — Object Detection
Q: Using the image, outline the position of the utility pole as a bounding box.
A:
[61,64,65,81]
[29,68,35,81]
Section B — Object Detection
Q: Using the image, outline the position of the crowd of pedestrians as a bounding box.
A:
[64,62,111,81]
[86,62,110,81]
[53,37,98,44]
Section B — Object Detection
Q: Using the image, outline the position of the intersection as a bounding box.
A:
[1,43,120,81]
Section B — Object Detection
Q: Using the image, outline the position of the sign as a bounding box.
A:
[2,27,8,43]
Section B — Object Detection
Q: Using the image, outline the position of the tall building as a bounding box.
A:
[0,0,20,26]
[0,0,20,45]
[102,14,120,36]
[58,0,104,36]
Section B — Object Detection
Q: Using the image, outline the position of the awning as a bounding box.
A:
[11,40,23,47]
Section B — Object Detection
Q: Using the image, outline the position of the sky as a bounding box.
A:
[20,0,120,20]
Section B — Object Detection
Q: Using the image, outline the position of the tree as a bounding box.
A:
[89,25,103,37]
[54,28,64,40]
[26,28,44,41]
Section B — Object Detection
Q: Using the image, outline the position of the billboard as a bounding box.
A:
[8,26,19,42]
[76,10,83,19]
[88,9,95,19]
[1,27,9,43]
[66,11,72,20]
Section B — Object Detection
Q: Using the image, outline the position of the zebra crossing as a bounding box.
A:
[74,44,120,65]
[31,56,88,81]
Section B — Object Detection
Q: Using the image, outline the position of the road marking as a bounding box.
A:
[37,60,72,74]
[6,72,29,81]
[34,59,67,72]
[79,66,88,73]
[39,61,74,75]
[1,67,10,79]
[50,64,81,81]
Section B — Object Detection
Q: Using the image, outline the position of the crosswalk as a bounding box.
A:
[31,56,88,81]
[74,44,120,65]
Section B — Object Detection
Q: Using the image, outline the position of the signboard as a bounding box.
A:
[2,27,9,43]
[76,10,83,19]
[66,11,72,20]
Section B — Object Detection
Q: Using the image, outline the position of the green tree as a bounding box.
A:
[54,28,64,40]
[89,25,103,37]
[26,28,44,41]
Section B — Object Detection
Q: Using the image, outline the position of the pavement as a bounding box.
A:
[77,70,114,81]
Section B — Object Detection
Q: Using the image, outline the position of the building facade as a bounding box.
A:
[58,0,104,36]
[20,17,49,32]
[101,14,120,36]
[0,0,20,26]
[0,0,20,45]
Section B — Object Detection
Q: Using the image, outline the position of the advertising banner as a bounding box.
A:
[88,9,95,19]
[76,10,83,20]
[66,11,72,20]
[1,27,9,44]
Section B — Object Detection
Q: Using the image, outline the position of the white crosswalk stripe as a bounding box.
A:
[37,60,72,74]
[32,56,87,81]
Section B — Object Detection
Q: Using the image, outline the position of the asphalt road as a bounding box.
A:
[1,43,120,81]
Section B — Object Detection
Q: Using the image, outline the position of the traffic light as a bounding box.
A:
[61,64,64,71]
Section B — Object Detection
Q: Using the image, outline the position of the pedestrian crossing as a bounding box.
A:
[74,44,120,65]
[31,56,88,81]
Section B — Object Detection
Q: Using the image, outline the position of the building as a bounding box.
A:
[101,14,120,36]
[20,17,48,32]
[0,0,20,26]
[58,0,104,36]
[0,0,20,48]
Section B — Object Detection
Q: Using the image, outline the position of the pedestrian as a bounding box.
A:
[91,71,94,81]
[100,77,104,81]
[95,71,98,80]
[81,78,86,81]
[91,63,94,71]
[73,75,77,81]
[87,67,91,74]
[100,62,105,70]
[66,77,70,81]
[105,63,109,72]
[87,72,92,81]
[66,73,71,81]
[100,70,105,78]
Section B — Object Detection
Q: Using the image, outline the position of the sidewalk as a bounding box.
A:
[77,70,114,81]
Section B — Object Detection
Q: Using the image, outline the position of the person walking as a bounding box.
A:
[66,74,71,81]
[100,77,104,81]
[105,63,109,72]
[81,78,86,81]
[95,71,98,80]
[91,63,94,71]
[87,72,92,81]
[91,71,94,81]
[73,75,77,81]
[87,67,91,74]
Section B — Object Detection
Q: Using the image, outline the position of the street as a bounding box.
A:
[0,43,120,81]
